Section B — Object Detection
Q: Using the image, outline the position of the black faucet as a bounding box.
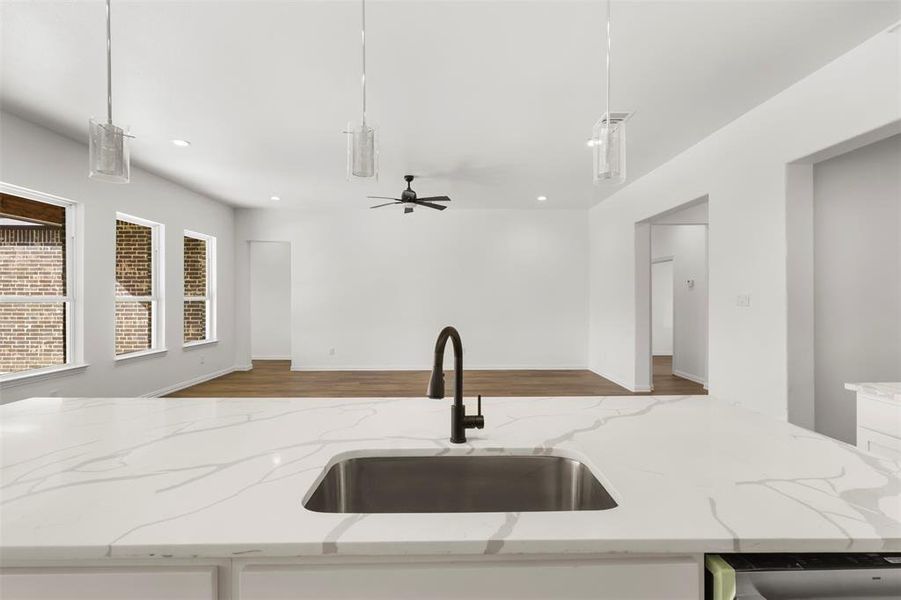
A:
[427,326,484,443]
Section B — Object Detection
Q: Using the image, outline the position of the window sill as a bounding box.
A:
[115,348,168,364]
[183,339,218,350]
[0,363,89,389]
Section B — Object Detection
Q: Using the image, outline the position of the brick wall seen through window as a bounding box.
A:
[115,218,156,355]
[0,194,69,374]
[183,234,211,343]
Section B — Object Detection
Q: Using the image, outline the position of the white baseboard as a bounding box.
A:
[290,363,589,372]
[234,363,253,371]
[252,355,291,361]
[672,368,707,386]
[143,365,241,397]
[589,368,647,393]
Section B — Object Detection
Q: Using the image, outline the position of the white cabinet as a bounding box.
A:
[858,426,901,461]
[853,387,901,459]
[237,556,700,600]
[0,556,702,600]
[0,567,217,600]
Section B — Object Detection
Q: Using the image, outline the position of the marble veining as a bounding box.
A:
[1,395,899,561]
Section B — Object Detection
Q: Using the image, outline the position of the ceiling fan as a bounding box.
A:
[369,175,451,214]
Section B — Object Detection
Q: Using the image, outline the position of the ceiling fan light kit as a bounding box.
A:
[590,0,627,186]
[347,0,378,179]
[89,0,131,184]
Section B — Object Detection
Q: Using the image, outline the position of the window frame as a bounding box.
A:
[114,212,165,359]
[0,182,80,383]
[182,230,216,347]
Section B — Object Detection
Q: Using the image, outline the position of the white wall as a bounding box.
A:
[588,26,900,417]
[250,241,292,360]
[651,260,674,356]
[813,134,901,444]
[652,226,708,382]
[0,112,236,402]
[235,208,589,370]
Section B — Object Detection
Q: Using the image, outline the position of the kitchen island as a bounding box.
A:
[1,395,899,599]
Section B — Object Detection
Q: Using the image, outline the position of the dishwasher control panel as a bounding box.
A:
[705,553,901,600]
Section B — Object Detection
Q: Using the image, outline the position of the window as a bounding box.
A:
[115,214,163,356]
[0,187,75,377]
[183,231,215,345]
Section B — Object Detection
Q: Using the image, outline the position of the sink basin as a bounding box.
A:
[304,454,617,513]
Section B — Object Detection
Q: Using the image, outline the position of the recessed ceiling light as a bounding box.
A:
[171,139,191,147]
[537,195,548,202]
[270,196,281,202]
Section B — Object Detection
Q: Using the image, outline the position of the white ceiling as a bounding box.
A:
[2,0,899,209]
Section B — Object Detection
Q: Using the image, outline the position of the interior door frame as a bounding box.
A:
[248,240,293,363]
[635,196,709,393]
[650,256,675,368]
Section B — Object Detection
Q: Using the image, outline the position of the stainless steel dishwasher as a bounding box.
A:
[705,553,901,599]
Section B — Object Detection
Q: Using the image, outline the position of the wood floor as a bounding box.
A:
[169,356,706,398]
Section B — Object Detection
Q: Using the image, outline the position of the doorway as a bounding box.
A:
[813,135,900,444]
[249,241,292,361]
[786,126,900,441]
[651,259,674,356]
[651,258,675,380]
[638,198,709,393]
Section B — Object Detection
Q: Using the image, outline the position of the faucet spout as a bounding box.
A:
[427,326,463,406]
[427,326,483,443]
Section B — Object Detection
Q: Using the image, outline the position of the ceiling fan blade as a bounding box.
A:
[416,196,451,203]
[417,201,447,210]
[367,196,402,201]
[370,202,400,209]
[404,207,413,214]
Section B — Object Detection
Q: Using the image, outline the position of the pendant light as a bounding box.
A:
[89,0,131,183]
[590,0,626,185]
[346,0,377,179]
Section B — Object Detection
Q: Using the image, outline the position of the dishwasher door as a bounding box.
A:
[735,567,901,599]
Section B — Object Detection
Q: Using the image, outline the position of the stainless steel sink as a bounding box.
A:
[304,455,617,513]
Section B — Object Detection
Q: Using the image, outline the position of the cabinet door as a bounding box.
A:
[0,567,217,600]
[239,557,700,600]
[856,394,901,439]
[857,427,901,461]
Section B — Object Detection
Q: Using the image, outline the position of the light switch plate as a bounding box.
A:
[736,294,751,307]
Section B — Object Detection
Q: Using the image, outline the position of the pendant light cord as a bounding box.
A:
[361,0,367,126]
[605,0,611,127]
[106,0,113,124]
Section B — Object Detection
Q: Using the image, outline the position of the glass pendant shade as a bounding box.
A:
[89,118,130,183]
[591,115,626,185]
[349,122,377,178]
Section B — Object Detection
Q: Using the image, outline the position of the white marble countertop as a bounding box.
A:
[846,382,901,404]
[1,395,899,562]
